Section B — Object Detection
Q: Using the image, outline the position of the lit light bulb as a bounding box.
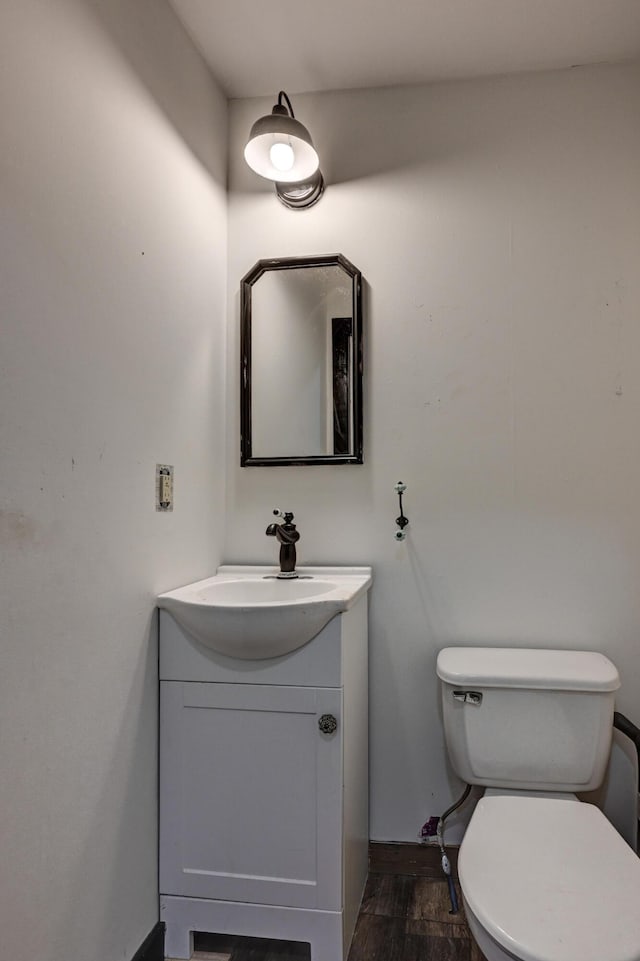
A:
[269,141,295,173]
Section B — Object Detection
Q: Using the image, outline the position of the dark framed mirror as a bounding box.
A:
[240,253,363,466]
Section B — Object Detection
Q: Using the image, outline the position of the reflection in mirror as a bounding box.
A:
[241,254,363,466]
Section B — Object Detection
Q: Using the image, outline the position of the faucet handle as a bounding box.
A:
[273,508,295,523]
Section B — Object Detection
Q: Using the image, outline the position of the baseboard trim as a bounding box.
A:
[132,921,165,961]
[368,840,459,878]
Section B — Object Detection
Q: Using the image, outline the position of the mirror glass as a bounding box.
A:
[241,254,363,466]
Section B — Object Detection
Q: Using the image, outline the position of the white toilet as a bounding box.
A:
[437,647,640,961]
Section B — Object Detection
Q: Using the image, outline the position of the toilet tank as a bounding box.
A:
[437,648,620,791]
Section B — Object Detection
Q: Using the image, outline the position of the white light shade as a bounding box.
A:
[244,112,319,183]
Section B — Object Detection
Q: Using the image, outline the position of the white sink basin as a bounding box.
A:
[158,565,372,660]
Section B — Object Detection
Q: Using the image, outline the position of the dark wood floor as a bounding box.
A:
[350,843,485,961]
[192,934,310,961]
[189,844,485,961]
[349,874,483,961]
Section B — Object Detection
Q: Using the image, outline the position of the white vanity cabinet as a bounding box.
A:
[159,587,369,961]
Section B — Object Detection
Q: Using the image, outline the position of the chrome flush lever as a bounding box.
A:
[452,691,483,705]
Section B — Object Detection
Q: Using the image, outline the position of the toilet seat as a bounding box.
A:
[459,793,640,961]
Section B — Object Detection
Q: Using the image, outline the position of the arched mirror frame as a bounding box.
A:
[240,253,363,466]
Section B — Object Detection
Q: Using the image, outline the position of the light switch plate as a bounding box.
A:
[156,464,174,512]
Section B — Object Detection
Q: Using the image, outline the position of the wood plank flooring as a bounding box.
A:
[350,873,485,961]
[351,843,485,961]
[192,934,310,961]
[186,844,486,961]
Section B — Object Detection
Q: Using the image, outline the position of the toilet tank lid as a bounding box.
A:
[436,647,620,692]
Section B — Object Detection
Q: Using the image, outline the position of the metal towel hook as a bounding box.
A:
[394,481,409,541]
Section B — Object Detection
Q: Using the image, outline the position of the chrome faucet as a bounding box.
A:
[266,509,300,578]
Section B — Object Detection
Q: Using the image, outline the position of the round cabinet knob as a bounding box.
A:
[318,713,338,735]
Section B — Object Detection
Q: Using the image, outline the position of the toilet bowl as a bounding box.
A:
[459,791,640,961]
[436,647,640,961]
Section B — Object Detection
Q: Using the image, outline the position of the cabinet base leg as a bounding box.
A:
[309,926,344,961]
[164,921,193,960]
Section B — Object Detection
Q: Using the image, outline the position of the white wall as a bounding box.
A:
[227,63,640,841]
[0,2,227,959]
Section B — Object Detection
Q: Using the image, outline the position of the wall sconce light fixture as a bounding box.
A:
[244,91,325,210]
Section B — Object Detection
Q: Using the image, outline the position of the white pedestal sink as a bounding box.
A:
[157,565,372,660]
[158,564,373,961]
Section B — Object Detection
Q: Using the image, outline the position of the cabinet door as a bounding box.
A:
[160,682,343,910]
